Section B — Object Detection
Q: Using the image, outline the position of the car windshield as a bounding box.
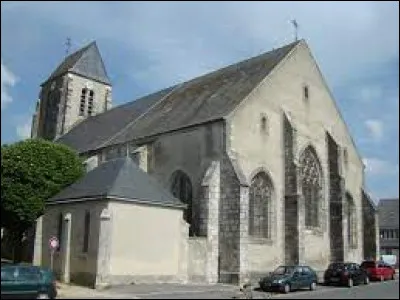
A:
[328,263,346,270]
[273,266,295,275]
[361,261,376,268]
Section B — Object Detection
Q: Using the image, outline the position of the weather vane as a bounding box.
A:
[291,19,299,42]
[65,37,71,56]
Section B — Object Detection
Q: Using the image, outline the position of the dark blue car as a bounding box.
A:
[1,265,57,299]
[259,265,318,293]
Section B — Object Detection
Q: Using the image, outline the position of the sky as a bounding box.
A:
[1,1,399,201]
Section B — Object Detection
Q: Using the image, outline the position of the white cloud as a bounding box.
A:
[362,158,398,176]
[364,119,384,141]
[16,121,31,140]
[1,60,18,110]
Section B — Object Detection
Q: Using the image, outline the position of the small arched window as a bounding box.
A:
[249,172,273,238]
[79,88,87,116]
[303,85,309,102]
[260,114,268,134]
[170,171,194,236]
[83,211,90,253]
[57,213,63,251]
[88,90,95,116]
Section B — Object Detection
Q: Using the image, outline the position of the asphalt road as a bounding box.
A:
[73,278,398,299]
[113,280,398,299]
[272,280,399,299]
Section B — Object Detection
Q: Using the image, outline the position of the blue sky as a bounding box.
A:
[1,1,398,201]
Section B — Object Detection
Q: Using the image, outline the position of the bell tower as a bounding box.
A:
[32,41,112,140]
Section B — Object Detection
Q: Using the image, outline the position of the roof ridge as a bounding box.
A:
[102,40,300,148]
[159,40,301,91]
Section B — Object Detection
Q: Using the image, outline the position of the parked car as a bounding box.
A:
[324,262,369,287]
[259,265,318,294]
[1,265,57,299]
[361,260,396,281]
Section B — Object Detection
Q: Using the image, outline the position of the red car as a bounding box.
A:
[361,261,396,281]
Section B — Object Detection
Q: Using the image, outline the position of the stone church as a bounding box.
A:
[32,40,379,287]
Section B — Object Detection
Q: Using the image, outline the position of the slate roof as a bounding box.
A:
[57,40,300,154]
[56,87,174,153]
[378,198,399,229]
[42,41,111,86]
[48,157,185,208]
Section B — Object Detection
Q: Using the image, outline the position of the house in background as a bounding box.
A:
[378,198,399,267]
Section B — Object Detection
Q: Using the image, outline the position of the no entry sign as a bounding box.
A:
[49,236,59,250]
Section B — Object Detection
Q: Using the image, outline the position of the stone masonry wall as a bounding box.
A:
[199,161,220,283]
[218,154,241,284]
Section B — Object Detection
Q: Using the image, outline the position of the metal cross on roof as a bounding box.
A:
[65,37,71,56]
[291,19,299,42]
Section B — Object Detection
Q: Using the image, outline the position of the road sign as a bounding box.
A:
[49,236,59,271]
[49,236,59,250]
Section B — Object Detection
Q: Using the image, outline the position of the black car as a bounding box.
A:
[324,262,369,287]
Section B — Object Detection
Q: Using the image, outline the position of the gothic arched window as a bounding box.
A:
[346,192,357,248]
[171,170,193,236]
[249,172,273,238]
[300,146,322,228]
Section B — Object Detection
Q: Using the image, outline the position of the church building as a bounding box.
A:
[32,40,379,288]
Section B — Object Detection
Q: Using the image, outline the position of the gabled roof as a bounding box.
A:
[48,157,185,208]
[57,40,300,153]
[42,41,111,86]
[378,198,399,228]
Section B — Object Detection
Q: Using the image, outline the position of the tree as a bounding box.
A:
[1,139,84,261]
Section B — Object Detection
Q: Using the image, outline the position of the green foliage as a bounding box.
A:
[1,139,84,231]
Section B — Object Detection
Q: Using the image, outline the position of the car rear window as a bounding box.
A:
[361,261,376,268]
[1,267,16,281]
[328,263,346,269]
[16,267,41,281]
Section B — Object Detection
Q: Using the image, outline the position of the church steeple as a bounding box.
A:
[42,41,111,87]
[34,41,112,141]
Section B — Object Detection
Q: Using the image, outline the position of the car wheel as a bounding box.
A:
[283,283,291,294]
[364,276,369,285]
[260,284,267,292]
[36,293,50,299]
[391,273,395,280]
[310,281,317,291]
[347,278,353,288]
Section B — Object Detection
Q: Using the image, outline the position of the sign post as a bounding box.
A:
[48,236,59,271]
